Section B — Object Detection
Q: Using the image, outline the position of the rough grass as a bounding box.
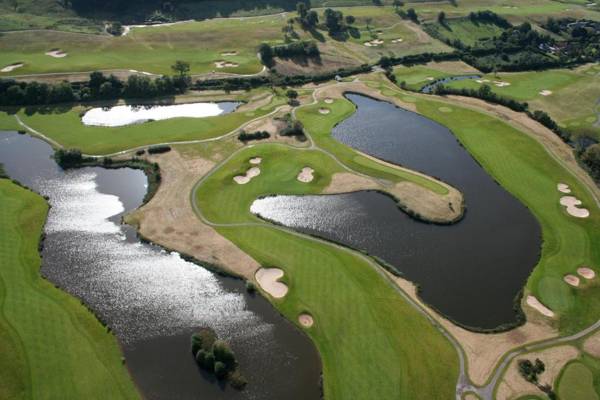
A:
[3,92,286,155]
[194,144,459,400]
[445,65,600,140]
[364,76,600,334]
[424,17,506,47]
[0,179,138,399]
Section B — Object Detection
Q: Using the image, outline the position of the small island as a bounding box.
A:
[190,328,247,390]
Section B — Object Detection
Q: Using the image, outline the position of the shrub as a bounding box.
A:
[195,349,207,365]
[214,361,228,380]
[147,145,171,154]
[54,148,84,168]
[213,340,236,368]
[204,352,215,370]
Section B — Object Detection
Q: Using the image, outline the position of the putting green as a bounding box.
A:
[557,361,599,400]
[0,179,138,399]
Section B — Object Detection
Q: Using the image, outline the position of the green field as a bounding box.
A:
[557,358,600,400]
[362,75,600,334]
[445,64,600,139]
[0,178,138,399]
[392,61,479,91]
[424,17,506,47]
[0,91,286,154]
[194,143,459,399]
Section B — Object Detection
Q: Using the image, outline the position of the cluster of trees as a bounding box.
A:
[543,18,600,64]
[518,359,557,399]
[0,61,191,106]
[54,149,86,168]
[238,130,270,142]
[277,113,305,138]
[581,144,600,181]
[295,1,319,30]
[258,40,320,67]
[397,8,419,24]
[147,145,171,154]
[468,10,511,29]
[323,8,356,36]
[191,328,247,389]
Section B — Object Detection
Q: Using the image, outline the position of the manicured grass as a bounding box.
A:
[0,179,138,399]
[4,92,285,154]
[557,360,599,400]
[392,62,478,91]
[424,17,506,47]
[296,97,449,194]
[194,144,459,399]
[445,65,600,139]
[364,77,600,334]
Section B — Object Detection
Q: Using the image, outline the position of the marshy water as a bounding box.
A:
[251,94,542,329]
[0,132,320,400]
[81,102,239,127]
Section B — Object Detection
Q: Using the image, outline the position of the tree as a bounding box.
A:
[5,85,25,105]
[393,0,405,10]
[258,43,274,66]
[286,89,298,99]
[171,60,190,78]
[306,10,319,27]
[437,11,446,25]
[406,8,419,23]
[582,143,600,178]
[213,340,235,368]
[345,15,355,25]
[296,2,308,19]
[214,361,227,380]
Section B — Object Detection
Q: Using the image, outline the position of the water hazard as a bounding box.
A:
[0,132,320,400]
[81,102,239,127]
[251,94,542,330]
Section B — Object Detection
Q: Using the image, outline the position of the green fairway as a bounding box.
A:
[557,360,599,400]
[424,17,506,47]
[362,76,600,334]
[444,65,600,139]
[0,179,138,399]
[392,61,479,91]
[194,143,459,399]
[1,91,286,155]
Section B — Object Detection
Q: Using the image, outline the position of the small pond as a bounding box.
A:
[251,94,542,330]
[81,102,240,127]
[0,132,320,400]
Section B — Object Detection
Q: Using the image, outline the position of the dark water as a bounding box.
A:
[0,132,321,400]
[421,75,481,94]
[251,94,542,329]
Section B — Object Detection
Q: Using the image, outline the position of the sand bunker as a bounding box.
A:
[324,98,334,104]
[540,90,553,96]
[255,268,288,298]
[557,183,571,193]
[215,61,239,68]
[233,166,261,184]
[564,274,580,287]
[476,79,491,84]
[297,167,314,183]
[364,39,384,47]
[1,63,23,73]
[494,81,511,87]
[526,295,555,317]
[249,157,262,165]
[221,51,238,56]
[298,313,314,328]
[560,196,590,218]
[578,267,596,280]
[391,38,404,43]
[45,49,67,58]
[319,108,330,115]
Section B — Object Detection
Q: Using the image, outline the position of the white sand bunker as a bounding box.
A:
[526,295,555,317]
[233,166,261,184]
[249,157,262,165]
[45,49,67,58]
[255,268,288,298]
[391,38,404,43]
[557,183,571,194]
[564,274,580,287]
[578,267,596,280]
[297,167,314,183]
[364,39,384,47]
[215,61,239,68]
[324,98,334,104]
[476,79,491,84]
[560,196,590,218]
[298,313,314,328]
[319,108,330,115]
[494,81,511,87]
[1,63,23,73]
[540,90,553,96]
[221,51,238,56]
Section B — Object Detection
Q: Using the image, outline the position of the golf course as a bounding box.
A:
[1,0,600,399]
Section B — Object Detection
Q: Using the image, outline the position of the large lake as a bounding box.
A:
[251,94,542,330]
[82,102,239,127]
[0,132,320,400]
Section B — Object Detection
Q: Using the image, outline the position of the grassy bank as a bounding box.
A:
[364,76,600,334]
[0,179,138,399]
[194,144,459,399]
